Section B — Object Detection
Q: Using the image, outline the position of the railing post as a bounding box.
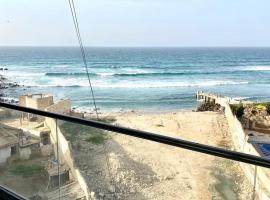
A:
[252,165,257,200]
[56,119,61,200]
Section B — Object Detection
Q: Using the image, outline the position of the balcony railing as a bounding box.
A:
[0,102,269,200]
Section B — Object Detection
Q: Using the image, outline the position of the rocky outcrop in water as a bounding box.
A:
[0,74,20,104]
[197,102,223,112]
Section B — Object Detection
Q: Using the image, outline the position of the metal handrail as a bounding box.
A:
[0,185,28,200]
[0,102,270,168]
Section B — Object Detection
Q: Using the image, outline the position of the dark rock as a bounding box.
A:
[197,102,222,112]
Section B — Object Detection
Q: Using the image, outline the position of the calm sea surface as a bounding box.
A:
[0,47,270,112]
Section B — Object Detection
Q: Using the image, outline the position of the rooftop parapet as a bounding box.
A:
[19,93,54,110]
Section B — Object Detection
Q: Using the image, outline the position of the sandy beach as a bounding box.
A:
[0,102,254,199]
[68,110,252,200]
[0,79,254,199]
[2,7,270,199]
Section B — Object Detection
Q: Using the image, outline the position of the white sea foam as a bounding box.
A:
[231,96,250,101]
[2,71,45,77]
[21,79,249,88]
[3,68,249,89]
[241,65,270,71]
[96,72,115,77]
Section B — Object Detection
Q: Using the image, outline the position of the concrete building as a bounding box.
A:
[0,123,49,164]
[19,94,54,110]
[16,94,87,199]
[19,94,73,123]
[19,94,54,122]
[0,125,20,165]
[18,132,41,160]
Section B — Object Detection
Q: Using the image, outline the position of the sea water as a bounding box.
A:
[0,47,270,112]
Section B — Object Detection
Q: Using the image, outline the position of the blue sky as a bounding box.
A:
[0,0,270,47]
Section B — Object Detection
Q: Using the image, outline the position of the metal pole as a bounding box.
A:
[56,119,61,200]
[252,165,257,200]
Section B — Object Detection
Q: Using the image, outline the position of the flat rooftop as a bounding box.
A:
[0,124,20,149]
[21,93,53,100]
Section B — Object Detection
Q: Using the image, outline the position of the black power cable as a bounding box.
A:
[68,0,99,119]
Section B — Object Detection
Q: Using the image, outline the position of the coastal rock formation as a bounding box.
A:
[197,102,222,112]
[0,74,20,103]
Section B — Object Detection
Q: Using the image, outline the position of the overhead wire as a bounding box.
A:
[68,0,99,119]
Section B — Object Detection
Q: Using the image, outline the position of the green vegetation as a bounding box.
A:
[230,104,245,118]
[236,104,244,118]
[86,134,106,144]
[254,101,270,114]
[0,109,12,119]
[10,164,45,178]
[255,104,266,110]
[60,116,115,145]
[98,116,116,124]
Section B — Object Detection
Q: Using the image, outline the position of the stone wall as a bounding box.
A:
[45,99,71,115]
[0,147,11,165]
[213,97,270,200]
[45,117,89,199]
[70,111,84,118]
[19,146,31,160]
[40,144,53,156]
[35,96,54,110]
[19,95,54,110]
[19,96,26,107]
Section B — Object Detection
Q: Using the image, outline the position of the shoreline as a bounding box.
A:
[0,73,20,103]
[88,108,197,117]
[0,72,199,112]
[0,88,254,199]
[0,73,201,116]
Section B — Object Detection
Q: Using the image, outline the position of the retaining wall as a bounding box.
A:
[45,99,71,115]
[45,117,89,200]
[213,97,270,200]
[20,95,54,110]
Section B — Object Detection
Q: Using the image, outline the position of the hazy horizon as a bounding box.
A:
[1,46,270,48]
[1,0,270,47]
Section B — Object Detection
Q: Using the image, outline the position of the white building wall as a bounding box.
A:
[0,147,11,165]
[19,147,31,160]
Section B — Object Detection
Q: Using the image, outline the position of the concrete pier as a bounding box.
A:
[196,91,221,104]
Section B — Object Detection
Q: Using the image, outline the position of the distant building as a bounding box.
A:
[19,93,72,122]
[0,125,20,165]
[19,94,54,110]
[0,123,51,164]
[19,94,54,122]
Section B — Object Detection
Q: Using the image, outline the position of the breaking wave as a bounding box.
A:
[23,80,249,88]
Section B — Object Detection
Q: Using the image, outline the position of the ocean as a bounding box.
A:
[0,47,270,112]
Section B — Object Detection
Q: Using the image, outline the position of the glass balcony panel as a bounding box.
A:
[0,106,269,200]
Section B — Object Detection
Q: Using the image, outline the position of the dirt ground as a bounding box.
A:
[0,157,50,198]
[66,111,253,200]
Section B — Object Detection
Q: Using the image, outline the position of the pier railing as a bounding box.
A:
[0,102,269,200]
